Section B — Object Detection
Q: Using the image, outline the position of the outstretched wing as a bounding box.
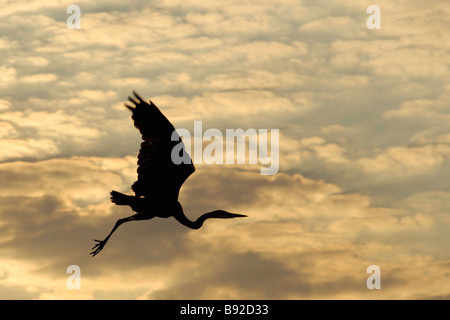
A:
[125,91,195,199]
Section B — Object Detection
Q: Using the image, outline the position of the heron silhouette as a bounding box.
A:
[90,91,247,257]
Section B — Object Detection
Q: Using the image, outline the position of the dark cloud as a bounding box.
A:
[0,284,38,300]
[147,251,313,299]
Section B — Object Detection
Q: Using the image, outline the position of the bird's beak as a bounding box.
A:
[231,213,248,218]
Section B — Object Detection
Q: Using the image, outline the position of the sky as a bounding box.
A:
[0,0,449,299]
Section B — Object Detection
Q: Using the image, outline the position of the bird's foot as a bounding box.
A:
[90,239,107,257]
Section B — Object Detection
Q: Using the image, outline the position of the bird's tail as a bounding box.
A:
[110,191,136,206]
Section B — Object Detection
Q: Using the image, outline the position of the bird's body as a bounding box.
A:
[109,191,177,218]
[90,91,246,257]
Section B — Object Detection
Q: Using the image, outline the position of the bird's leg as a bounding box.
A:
[90,214,136,257]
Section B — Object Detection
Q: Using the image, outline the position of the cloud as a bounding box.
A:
[0,110,106,161]
[0,157,136,206]
[0,0,449,299]
[144,251,313,299]
[142,166,450,299]
[357,144,450,178]
[0,138,59,161]
[0,155,448,299]
[298,16,363,41]
[0,67,16,87]
[150,90,304,130]
[20,73,58,83]
[383,89,450,125]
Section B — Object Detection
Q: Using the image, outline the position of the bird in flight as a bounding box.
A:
[90,91,247,257]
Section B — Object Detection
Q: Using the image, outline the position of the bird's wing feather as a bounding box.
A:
[125,91,195,199]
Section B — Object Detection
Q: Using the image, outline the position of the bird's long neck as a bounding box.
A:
[174,207,245,230]
[191,211,224,229]
[176,210,221,230]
